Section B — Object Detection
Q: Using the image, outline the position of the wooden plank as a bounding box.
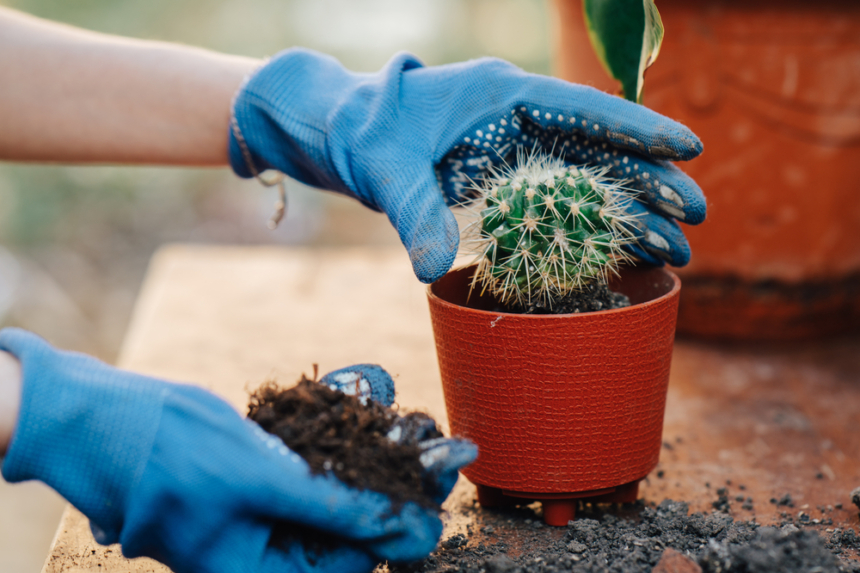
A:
[40,245,860,571]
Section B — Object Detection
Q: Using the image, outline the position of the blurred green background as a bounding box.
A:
[0,1,551,571]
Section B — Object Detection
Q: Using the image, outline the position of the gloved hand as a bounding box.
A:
[230,49,705,282]
[0,328,473,573]
[319,364,477,504]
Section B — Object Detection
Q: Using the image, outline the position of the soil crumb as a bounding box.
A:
[247,374,442,510]
[506,282,630,315]
[390,500,860,573]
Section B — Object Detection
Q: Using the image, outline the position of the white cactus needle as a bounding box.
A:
[460,149,641,308]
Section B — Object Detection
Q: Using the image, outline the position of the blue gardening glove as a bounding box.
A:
[319,364,478,505]
[0,329,452,573]
[230,49,705,281]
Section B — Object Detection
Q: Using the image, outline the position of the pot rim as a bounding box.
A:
[427,264,681,319]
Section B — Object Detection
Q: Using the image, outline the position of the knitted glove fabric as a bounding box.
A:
[0,328,446,573]
[230,48,705,280]
[319,364,478,504]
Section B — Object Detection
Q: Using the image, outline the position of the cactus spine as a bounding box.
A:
[464,152,639,309]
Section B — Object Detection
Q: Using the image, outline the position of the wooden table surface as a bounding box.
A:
[38,246,860,572]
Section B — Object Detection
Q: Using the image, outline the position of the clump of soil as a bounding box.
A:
[505,282,630,315]
[391,499,860,573]
[247,374,442,511]
[711,487,731,512]
[700,524,852,573]
[770,492,795,508]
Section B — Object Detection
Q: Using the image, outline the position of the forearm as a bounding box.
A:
[0,351,22,456]
[0,7,261,165]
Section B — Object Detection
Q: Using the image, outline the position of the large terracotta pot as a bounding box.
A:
[427,266,680,525]
[552,0,860,340]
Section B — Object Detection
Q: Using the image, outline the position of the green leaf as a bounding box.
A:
[582,0,664,103]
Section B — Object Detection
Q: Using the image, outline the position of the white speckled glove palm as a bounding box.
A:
[230,49,705,282]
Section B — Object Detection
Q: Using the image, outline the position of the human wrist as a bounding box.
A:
[0,8,262,165]
[0,350,21,457]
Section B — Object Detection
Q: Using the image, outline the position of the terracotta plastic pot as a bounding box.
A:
[427,266,680,525]
[551,0,860,340]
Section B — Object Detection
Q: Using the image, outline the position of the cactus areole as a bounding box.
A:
[464,152,639,313]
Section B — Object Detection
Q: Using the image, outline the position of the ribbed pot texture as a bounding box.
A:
[427,266,680,494]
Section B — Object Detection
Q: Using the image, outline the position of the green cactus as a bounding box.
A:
[464,151,639,309]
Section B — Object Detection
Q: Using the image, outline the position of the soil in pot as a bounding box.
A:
[502,282,631,315]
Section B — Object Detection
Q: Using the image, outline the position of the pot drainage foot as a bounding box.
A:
[476,484,518,508]
[587,480,640,504]
[474,481,642,526]
[542,499,577,526]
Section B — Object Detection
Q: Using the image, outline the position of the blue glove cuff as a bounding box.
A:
[229,48,429,213]
[229,48,360,198]
[0,328,165,544]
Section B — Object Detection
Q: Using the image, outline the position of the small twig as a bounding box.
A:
[230,115,289,230]
[267,178,288,230]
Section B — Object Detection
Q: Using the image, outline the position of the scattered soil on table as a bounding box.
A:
[390,496,860,573]
[247,374,442,510]
[851,487,860,512]
[504,282,631,315]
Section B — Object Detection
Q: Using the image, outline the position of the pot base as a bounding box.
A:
[475,481,641,526]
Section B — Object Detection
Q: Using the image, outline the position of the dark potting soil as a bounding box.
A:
[247,374,442,510]
[505,282,631,315]
[389,498,860,573]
